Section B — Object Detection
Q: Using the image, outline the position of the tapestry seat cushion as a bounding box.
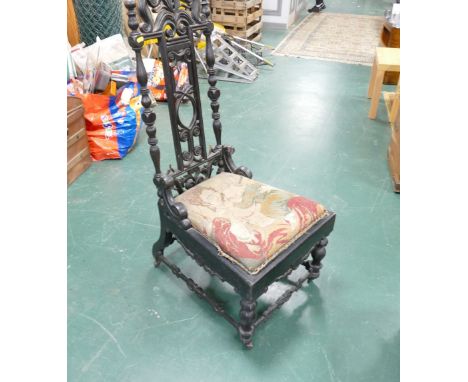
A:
[175,172,329,274]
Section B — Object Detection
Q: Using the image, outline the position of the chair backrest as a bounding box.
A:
[124,0,223,193]
[159,31,208,170]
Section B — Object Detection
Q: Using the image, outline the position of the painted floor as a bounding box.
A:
[68,1,399,381]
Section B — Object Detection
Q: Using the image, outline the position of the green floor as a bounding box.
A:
[68,2,399,381]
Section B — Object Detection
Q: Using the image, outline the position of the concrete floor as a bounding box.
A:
[68,1,399,381]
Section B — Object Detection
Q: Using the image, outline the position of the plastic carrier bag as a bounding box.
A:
[79,81,142,160]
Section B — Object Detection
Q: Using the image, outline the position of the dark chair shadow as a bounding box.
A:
[142,243,327,362]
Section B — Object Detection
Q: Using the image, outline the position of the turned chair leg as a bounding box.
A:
[152,226,174,267]
[238,298,256,349]
[304,238,328,281]
[368,69,385,119]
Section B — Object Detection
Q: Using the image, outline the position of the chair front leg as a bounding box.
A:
[309,238,328,280]
[152,211,175,267]
[238,298,257,349]
[303,237,328,281]
[152,231,174,267]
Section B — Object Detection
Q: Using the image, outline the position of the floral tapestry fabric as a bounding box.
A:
[175,172,328,274]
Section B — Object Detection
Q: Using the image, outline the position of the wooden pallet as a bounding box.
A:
[211,0,263,41]
[249,32,262,42]
[211,0,261,10]
[212,5,262,25]
[223,19,262,39]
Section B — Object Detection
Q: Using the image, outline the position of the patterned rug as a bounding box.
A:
[274,12,384,66]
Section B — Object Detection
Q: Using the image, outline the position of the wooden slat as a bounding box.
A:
[212,6,262,26]
[211,0,262,10]
[67,134,90,164]
[249,32,262,42]
[67,127,88,149]
[224,19,262,38]
[68,150,92,185]
[67,97,86,138]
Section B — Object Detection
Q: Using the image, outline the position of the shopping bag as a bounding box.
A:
[79,81,142,160]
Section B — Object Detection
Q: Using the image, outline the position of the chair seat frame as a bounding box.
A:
[124,0,336,349]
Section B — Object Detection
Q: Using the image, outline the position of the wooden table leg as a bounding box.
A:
[368,57,378,99]
[368,69,385,119]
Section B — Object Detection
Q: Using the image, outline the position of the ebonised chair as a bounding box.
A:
[124,0,336,349]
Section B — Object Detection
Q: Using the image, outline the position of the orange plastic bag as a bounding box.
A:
[79,82,142,160]
[147,60,189,101]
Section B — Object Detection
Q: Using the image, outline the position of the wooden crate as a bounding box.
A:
[223,19,262,39]
[211,0,261,10]
[67,97,92,185]
[211,0,263,41]
[249,32,262,42]
[212,4,262,25]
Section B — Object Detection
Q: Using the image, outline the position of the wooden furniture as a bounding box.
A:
[67,97,92,185]
[389,80,400,124]
[387,107,400,192]
[67,0,81,46]
[211,0,263,41]
[380,21,400,85]
[368,47,400,119]
[124,0,336,349]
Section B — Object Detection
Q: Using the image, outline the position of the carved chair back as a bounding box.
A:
[125,0,224,194]
[159,32,208,171]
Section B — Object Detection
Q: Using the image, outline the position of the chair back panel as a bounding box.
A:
[159,33,208,170]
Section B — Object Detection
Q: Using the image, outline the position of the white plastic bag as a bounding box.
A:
[71,34,134,74]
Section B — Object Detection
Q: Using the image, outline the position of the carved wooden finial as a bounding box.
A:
[200,0,211,21]
[191,0,202,22]
[200,7,222,148]
[124,0,139,34]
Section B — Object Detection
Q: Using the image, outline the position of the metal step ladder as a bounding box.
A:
[196,32,258,83]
